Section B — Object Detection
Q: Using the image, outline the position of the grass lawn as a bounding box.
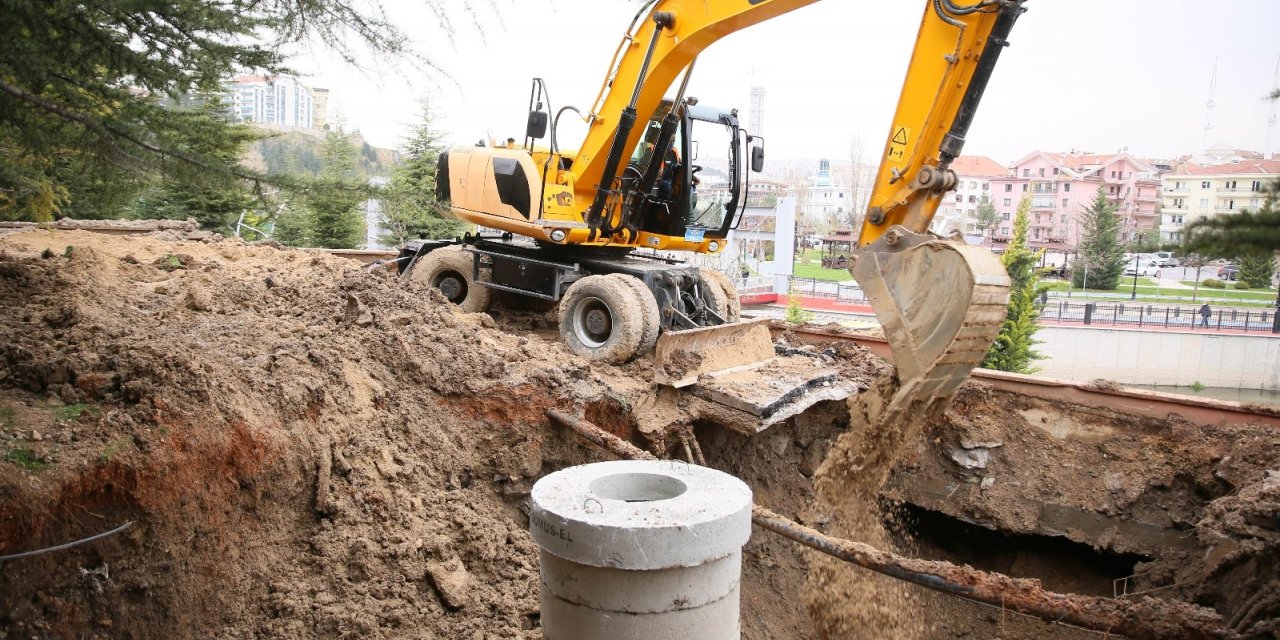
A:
[792,262,854,281]
[1039,278,1275,307]
[794,248,854,282]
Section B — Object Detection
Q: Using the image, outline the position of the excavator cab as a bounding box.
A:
[625,100,755,243]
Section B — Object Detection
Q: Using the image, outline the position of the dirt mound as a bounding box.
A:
[0,229,628,638]
[1,229,1274,639]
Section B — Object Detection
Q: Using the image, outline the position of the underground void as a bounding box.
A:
[529,460,753,640]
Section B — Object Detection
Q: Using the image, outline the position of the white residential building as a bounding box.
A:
[931,155,1008,235]
[1159,156,1280,242]
[223,75,315,129]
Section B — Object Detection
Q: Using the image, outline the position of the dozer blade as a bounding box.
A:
[653,317,860,429]
[851,228,1010,403]
[653,317,776,388]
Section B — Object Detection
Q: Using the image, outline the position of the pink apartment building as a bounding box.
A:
[987,152,1161,246]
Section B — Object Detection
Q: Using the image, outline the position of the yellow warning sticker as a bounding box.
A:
[886,125,910,165]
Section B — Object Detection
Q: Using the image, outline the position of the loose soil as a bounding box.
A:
[0,229,1274,639]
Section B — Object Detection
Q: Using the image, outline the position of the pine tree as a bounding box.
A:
[1237,254,1275,289]
[0,0,475,221]
[132,100,259,232]
[1072,187,1126,290]
[983,196,1043,373]
[305,132,366,249]
[378,101,469,246]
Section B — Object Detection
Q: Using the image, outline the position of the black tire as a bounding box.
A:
[609,274,660,354]
[699,268,742,322]
[407,246,493,313]
[558,275,643,364]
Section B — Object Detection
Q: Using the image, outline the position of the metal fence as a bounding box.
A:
[781,276,1278,333]
[786,277,869,305]
[1039,300,1280,333]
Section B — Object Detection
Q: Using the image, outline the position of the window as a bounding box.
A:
[1199,198,1209,207]
[954,193,963,202]
[1172,215,1184,224]
[1022,168,1030,177]
[1201,181,1211,189]
[982,182,990,191]
[1038,168,1045,177]
[1110,171,1117,178]
[968,195,977,203]
[969,181,977,189]
[1002,212,1011,221]
[1062,198,1069,208]
[1252,180,1263,192]
[1033,228,1041,239]
[1022,184,1028,192]
[1224,180,1237,190]
[1003,198,1012,206]
[1063,183,1070,192]
[1004,184,1012,192]
[999,226,1009,236]
[1126,172,1132,179]
[1052,168,1059,175]
[1228,200,1235,210]
[838,192,844,198]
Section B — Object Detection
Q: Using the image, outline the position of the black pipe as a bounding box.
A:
[585,13,670,240]
[937,2,1024,168]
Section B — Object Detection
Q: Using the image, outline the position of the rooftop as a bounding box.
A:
[1170,159,1280,177]
[949,155,1008,178]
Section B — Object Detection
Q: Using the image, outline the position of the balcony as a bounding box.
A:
[1163,187,1190,195]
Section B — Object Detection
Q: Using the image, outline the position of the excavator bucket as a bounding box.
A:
[851,229,1011,403]
[653,317,859,429]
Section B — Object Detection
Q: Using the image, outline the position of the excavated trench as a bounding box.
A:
[0,228,1276,639]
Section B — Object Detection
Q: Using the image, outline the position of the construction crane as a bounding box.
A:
[397,0,1019,418]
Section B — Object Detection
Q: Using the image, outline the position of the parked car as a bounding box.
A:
[1124,261,1160,277]
[1154,251,1177,267]
[1217,264,1239,281]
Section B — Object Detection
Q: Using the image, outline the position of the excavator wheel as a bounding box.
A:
[609,274,661,354]
[558,275,644,364]
[698,268,742,323]
[408,246,493,313]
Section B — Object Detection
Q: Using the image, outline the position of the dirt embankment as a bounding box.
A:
[0,229,1275,639]
[0,230,639,638]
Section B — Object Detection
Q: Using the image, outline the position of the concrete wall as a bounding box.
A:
[1035,325,1280,391]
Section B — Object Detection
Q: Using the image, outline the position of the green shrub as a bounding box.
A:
[1201,278,1226,289]
[1234,281,1251,290]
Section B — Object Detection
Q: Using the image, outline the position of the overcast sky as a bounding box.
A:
[296,0,1280,165]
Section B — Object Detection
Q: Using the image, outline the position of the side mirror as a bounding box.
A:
[526,111,548,139]
[751,145,765,173]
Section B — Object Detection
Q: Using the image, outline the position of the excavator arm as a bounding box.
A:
[570,0,1019,400]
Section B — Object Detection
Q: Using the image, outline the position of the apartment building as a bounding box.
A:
[222,75,315,129]
[988,151,1160,246]
[931,155,1008,235]
[1160,158,1280,242]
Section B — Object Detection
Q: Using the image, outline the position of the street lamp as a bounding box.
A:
[1131,252,1140,301]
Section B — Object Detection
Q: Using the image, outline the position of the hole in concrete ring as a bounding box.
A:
[589,472,688,503]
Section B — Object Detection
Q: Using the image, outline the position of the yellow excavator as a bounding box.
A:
[398,0,1019,419]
